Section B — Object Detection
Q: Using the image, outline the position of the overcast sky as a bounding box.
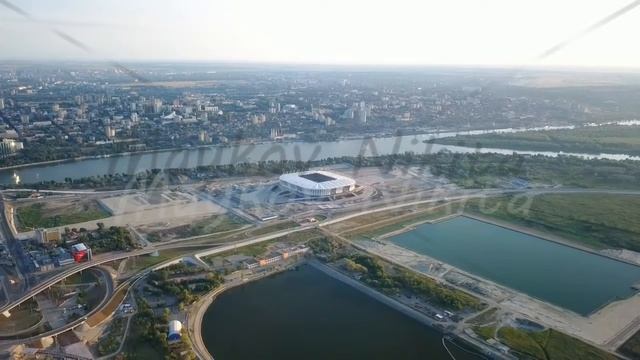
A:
[1,0,640,68]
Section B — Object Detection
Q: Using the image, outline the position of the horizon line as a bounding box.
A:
[1,59,640,73]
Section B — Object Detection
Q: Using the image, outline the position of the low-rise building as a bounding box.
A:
[258,252,283,266]
[243,258,260,269]
[35,228,61,244]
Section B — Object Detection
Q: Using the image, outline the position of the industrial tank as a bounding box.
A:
[168,320,182,341]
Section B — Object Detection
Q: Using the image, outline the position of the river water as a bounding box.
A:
[389,216,640,316]
[201,265,483,360]
[2,127,639,185]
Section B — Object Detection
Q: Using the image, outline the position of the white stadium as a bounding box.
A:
[279,170,356,198]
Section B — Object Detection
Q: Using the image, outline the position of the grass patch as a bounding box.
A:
[249,220,300,236]
[468,307,498,325]
[620,328,640,359]
[0,301,42,334]
[498,327,615,360]
[123,248,201,273]
[498,327,547,359]
[15,201,109,231]
[464,194,640,251]
[344,205,458,239]
[473,325,496,341]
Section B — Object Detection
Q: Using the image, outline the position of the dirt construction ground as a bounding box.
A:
[18,191,226,236]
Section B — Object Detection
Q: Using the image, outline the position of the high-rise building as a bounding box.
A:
[357,101,368,124]
[0,138,24,158]
[270,128,284,140]
[199,130,211,143]
[105,125,116,139]
[0,98,4,110]
[152,99,163,113]
[252,114,266,125]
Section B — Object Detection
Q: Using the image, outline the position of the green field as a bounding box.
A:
[464,194,640,251]
[473,325,496,341]
[497,327,615,360]
[434,125,640,156]
[468,307,498,326]
[15,202,109,231]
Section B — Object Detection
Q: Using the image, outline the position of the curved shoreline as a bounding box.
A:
[186,260,499,360]
[187,266,298,360]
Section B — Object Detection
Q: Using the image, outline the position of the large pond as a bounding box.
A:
[3,128,639,185]
[388,216,640,315]
[201,265,482,360]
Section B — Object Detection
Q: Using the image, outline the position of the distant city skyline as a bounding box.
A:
[1,0,640,69]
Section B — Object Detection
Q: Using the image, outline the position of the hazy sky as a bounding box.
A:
[1,0,640,68]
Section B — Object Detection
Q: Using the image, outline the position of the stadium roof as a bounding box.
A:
[279,170,355,190]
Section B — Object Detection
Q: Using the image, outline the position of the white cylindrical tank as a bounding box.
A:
[168,320,183,341]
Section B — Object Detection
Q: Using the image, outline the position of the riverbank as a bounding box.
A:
[307,260,507,359]
[0,138,315,172]
[0,131,422,172]
[191,260,492,360]
[431,122,640,157]
[0,125,504,172]
[308,260,445,330]
[4,125,640,183]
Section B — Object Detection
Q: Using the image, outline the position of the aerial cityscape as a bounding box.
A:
[2,1,640,360]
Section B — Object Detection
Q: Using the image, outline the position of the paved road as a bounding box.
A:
[0,266,114,344]
[4,186,640,315]
[0,221,314,316]
[2,186,640,345]
[0,249,155,315]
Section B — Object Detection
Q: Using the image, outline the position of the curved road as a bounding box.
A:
[2,186,640,348]
[0,266,113,343]
[4,187,640,316]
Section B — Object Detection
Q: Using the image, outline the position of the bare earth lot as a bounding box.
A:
[14,191,226,237]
